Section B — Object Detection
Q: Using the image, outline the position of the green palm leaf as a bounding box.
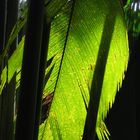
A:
[39,0,129,140]
[0,0,129,139]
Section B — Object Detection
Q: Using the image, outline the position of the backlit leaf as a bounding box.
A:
[39,0,129,140]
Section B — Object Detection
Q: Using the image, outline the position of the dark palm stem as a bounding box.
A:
[33,19,51,140]
[0,1,7,128]
[0,0,7,139]
[0,0,7,53]
[15,0,45,139]
[82,9,116,140]
[0,0,18,139]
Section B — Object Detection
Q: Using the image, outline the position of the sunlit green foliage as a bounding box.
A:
[0,0,129,140]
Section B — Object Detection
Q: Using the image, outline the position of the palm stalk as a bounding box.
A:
[15,0,45,139]
[0,0,7,53]
[4,0,18,139]
[0,1,7,129]
[33,20,51,140]
[0,0,18,139]
[0,0,7,139]
[83,8,116,140]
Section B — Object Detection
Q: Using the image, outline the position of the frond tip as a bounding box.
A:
[96,121,110,140]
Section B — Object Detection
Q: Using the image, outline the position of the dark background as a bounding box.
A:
[106,33,138,140]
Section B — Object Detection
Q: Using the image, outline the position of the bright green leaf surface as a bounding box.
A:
[0,38,24,94]
[0,0,129,139]
[39,0,129,140]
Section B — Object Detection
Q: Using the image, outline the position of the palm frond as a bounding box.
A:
[39,0,129,139]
